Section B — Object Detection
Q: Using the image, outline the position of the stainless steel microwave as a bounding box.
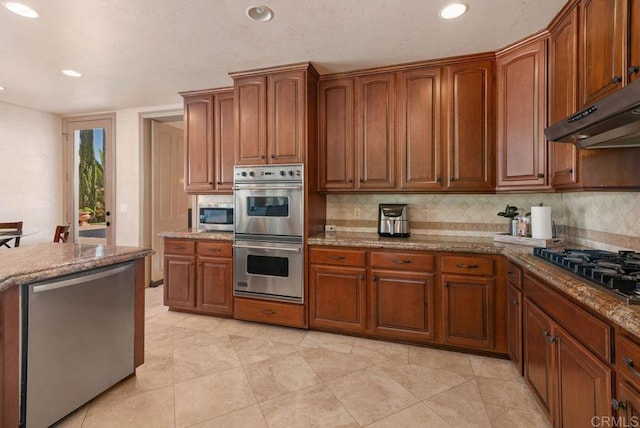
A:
[198,203,233,231]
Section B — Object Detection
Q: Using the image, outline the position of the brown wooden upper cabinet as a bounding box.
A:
[496,35,549,191]
[578,0,626,107]
[231,63,318,165]
[318,57,494,193]
[548,6,579,188]
[630,0,640,83]
[444,59,495,191]
[182,88,235,194]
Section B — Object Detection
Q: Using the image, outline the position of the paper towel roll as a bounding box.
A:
[531,206,552,239]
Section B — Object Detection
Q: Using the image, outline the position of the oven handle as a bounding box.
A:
[233,185,302,191]
[233,243,302,253]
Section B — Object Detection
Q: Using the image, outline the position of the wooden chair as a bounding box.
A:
[53,225,71,243]
[0,221,23,248]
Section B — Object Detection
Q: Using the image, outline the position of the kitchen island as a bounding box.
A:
[0,243,152,428]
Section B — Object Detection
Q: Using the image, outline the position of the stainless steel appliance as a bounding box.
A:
[378,204,410,237]
[233,164,304,303]
[198,202,234,232]
[533,247,640,304]
[21,262,136,427]
[545,79,640,149]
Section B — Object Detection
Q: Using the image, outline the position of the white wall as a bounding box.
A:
[113,104,182,246]
[0,101,62,245]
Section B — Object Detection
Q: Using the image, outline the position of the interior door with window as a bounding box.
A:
[63,115,115,245]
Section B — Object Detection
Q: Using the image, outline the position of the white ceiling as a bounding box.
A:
[0,0,567,115]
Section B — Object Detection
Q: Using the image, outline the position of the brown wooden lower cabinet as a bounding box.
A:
[308,264,367,332]
[523,274,614,426]
[234,296,306,328]
[615,376,640,426]
[370,269,436,342]
[163,238,233,316]
[441,274,496,350]
[506,282,523,374]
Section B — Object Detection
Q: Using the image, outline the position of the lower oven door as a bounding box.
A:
[233,239,303,304]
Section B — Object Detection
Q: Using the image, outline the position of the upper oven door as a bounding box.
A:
[234,184,303,237]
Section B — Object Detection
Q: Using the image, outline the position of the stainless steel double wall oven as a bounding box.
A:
[233,164,304,303]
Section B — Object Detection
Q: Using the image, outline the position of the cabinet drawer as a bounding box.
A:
[525,273,612,362]
[234,297,306,328]
[164,239,196,255]
[197,241,232,258]
[370,251,435,271]
[506,261,522,290]
[441,255,495,276]
[309,247,366,267]
[617,331,640,389]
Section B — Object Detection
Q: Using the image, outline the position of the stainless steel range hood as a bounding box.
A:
[545,79,640,149]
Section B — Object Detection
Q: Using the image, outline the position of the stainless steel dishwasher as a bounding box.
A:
[21,262,136,428]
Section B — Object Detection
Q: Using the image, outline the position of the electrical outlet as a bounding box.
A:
[324,224,337,232]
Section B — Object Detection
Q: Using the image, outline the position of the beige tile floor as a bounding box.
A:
[57,286,550,428]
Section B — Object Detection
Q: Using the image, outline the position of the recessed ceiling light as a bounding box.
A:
[1,1,40,18]
[246,5,274,22]
[440,3,468,20]
[0,86,5,91]
[62,69,83,78]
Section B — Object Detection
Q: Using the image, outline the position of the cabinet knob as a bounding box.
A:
[346,178,353,184]
[612,398,627,411]
[612,76,622,84]
[359,178,364,183]
[261,155,266,159]
[543,330,557,344]
[507,271,516,277]
[512,299,519,306]
[436,176,441,183]
[443,282,449,288]
[217,181,222,185]
[537,173,545,178]
[564,168,573,174]
[359,275,365,280]
[208,182,213,184]
[373,276,379,281]
[271,154,276,159]
[629,66,640,75]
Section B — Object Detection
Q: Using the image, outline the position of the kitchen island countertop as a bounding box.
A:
[309,231,640,338]
[0,243,152,293]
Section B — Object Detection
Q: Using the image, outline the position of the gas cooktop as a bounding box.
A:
[533,247,640,305]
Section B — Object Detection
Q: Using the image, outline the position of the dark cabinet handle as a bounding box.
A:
[612,76,622,84]
[612,398,627,411]
[171,245,185,250]
[436,176,441,183]
[359,275,365,280]
[261,155,266,159]
[359,178,365,183]
[328,255,346,260]
[564,168,573,174]
[507,271,516,277]
[543,331,557,344]
[629,66,640,75]
[512,299,519,305]
[623,357,640,378]
[537,173,545,178]
[443,282,449,287]
[198,262,204,267]
[392,259,412,264]
[271,154,276,159]
[262,309,276,315]
[373,276,379,281]
[207,248,222,252]
[217,181,222,185]
[346,179,353,183]
[208,182,213,185]
[456,263,479,269]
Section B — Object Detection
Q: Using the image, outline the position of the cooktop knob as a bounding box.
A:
[249,171,255,177]
[288,170,294,176]
[241,171,247,177]
[280,170,286,176]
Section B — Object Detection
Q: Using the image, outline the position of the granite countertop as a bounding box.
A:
[0,243,152,293]
[158,229,233,241]
[309,232,640,337]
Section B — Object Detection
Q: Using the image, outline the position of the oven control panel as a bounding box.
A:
[234,164,303,183]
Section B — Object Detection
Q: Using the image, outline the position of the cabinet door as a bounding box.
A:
[507,283,523,374]
[319,78,356,190]
[630,0,640,84]
[164,255,196,308]
[524,300,554,418]
[184,95,215,192]
[496,38,548,189]
[371,270,436,342]
[441,274,496,350]
[355,73,396,189]
[555,324,613,428]
[579,0,625,107]
[214,90,235,192]
[268,70,305,164]
[549,8,579,188]
[616,377,640,426]
[235,75,267,165]
[397,67,443,190]
[444,60,495,191]
[309,265,366,332]
[197,256,233,315]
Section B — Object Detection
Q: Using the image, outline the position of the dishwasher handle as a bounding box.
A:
[32,264,132,293]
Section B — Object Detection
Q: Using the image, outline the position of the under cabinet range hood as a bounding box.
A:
[545,79,640,149]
